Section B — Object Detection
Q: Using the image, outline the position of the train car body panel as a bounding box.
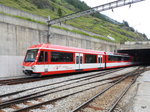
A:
[106,62,134,69]
[105,52,134,69]
[32,63,106,72]
[23,44,134,76]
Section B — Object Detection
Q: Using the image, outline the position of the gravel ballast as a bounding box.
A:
[0,67,138,112]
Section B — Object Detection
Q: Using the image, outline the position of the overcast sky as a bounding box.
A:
[80,0,150,39]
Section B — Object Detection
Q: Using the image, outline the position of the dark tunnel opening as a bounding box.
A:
[117,49,150,66]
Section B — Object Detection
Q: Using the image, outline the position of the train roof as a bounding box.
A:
[28,44,106,55]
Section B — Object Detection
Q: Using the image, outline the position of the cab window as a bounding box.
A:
[24,49,38,62]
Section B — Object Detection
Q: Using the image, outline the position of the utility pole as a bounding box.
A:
[47,16,51,43]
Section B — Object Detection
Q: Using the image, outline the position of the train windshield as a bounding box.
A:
[24,49,38,62]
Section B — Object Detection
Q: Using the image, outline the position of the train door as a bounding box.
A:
[75,53,83,71]
[98,55,102,68]
[104,55,107,69]
[37,50,49,72]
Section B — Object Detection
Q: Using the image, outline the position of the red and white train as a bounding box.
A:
[23,44,134,77]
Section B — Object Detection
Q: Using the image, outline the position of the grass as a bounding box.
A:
[53,25,114,42]
[0,11,113,42]
[0,11,46,24]
[0,0,145,43]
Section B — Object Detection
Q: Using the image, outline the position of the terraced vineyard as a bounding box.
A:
[0,0,148,43]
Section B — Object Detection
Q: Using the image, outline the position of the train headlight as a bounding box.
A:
[31,66,35,70]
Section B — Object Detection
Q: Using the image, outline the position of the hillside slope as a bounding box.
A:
[0,0,148,43]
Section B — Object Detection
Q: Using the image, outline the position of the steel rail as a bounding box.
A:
[70,68,140,112]
[106,75,139,112]
[107,67,145,112]
[13,80,117,112]
[0,68,122,98]
[0,73,124,109]
[13,71,135,112]
[0,77,37,85]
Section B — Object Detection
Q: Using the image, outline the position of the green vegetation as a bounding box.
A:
[0,11,46,24]
[53,25,113,42]
[57,8,63,17]
[0,0,148,43]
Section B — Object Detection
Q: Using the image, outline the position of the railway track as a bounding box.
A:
[0,67,144,112]
[0,68,123,99]
[71,67,145,112]
[0,68,124,86]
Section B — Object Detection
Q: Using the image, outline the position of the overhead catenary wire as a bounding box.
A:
[46,0,145,42]
[48,0,145,25]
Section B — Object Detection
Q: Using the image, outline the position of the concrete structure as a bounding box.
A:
[0,4,46,22]
[0,5,118,77]
[120,41,150,50]
[118,41,150,65]
[131,70,150,112]
[0,4,108,39]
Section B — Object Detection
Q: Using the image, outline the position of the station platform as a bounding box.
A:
[131,70,150,112]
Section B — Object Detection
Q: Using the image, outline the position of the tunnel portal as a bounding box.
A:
[118,49,150,65]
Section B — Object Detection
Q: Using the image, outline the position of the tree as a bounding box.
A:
[142,33,147,38]
[58,8,62,17]
[51,0,55,2]
[123,20,129,27]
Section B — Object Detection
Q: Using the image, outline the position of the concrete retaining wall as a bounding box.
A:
[0,13,118,55]
[0,7,119,77]
[0,56,24,77]
[0,4,108,39]
[0,4,46,22]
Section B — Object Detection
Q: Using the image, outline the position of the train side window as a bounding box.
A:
[45,52,48,62]
[98,57,102,63]
[38,51,48,62]
[76,56,82,64]
[80,56,83,64]
[76,56,79,64]
[109,55,121,61]
[51,51,73,62]
[85,54,97,63]
[38,51,44,62]
[123,57,130,61]
[108,55,130,61]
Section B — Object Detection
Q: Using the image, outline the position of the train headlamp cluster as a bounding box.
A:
[31,66,35,70]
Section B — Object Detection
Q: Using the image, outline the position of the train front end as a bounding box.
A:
[23,49,40,76]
